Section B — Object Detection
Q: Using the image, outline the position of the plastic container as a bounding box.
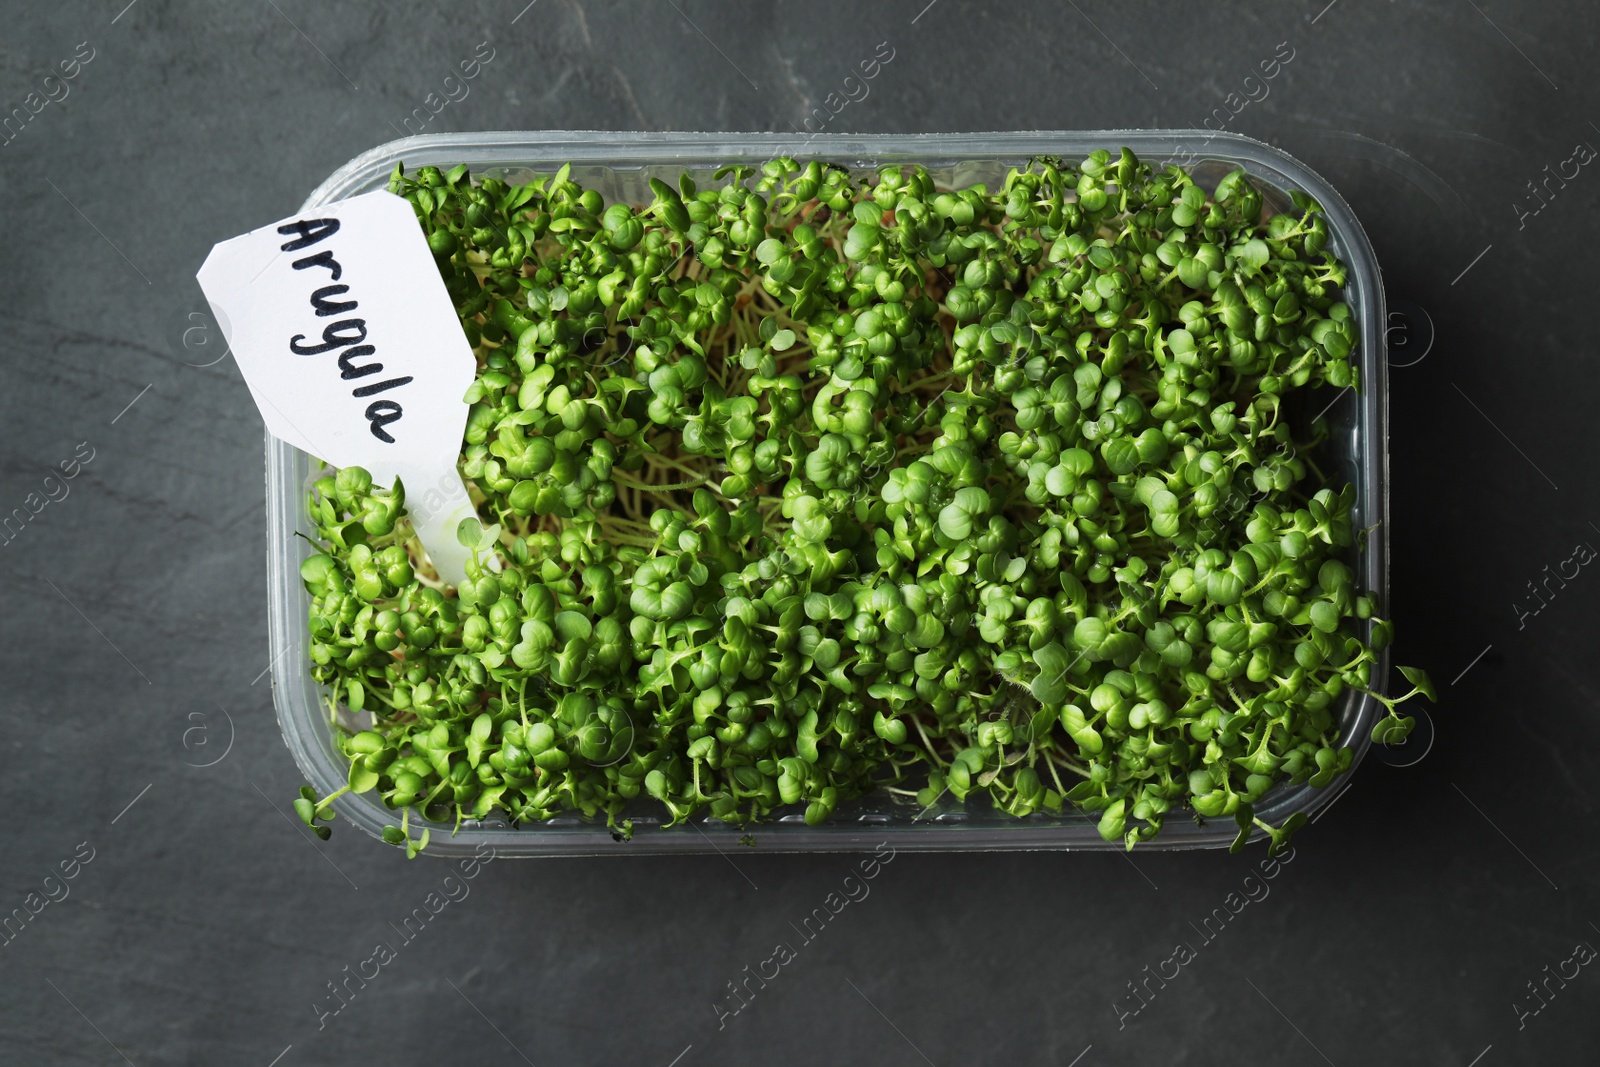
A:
[267,131,1389,857]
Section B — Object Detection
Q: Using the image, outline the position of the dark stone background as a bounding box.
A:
[2,2,1597,1064]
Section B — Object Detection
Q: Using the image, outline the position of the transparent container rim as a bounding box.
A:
[267,129,1389,858]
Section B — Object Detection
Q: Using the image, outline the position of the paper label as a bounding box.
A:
[197,190,478,585]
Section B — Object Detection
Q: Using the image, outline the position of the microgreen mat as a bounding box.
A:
[293,150,1431,856]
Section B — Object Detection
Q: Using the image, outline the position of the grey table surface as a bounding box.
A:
[3,2,1597,1064]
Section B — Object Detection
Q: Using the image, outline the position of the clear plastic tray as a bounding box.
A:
[266,131,1389,857]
